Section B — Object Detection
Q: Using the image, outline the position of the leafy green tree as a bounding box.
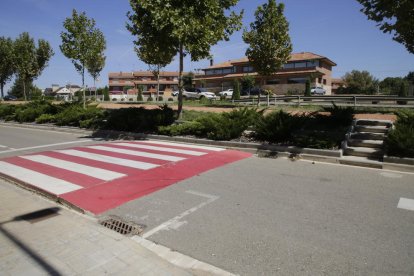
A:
[305,80,311,96]
[241,74,256,95]
[357,0,414,54]
[103,86,110,101]
[14,32,54,101]
[9,78,41,99]
[405,71,414,84]
[60,10,106,108]
[183,72,195,88]
[243,0,292,89]
[232,79,241,100]
[86,52,106,99]
[0,37,16,99]
[398,81,408,97]
[380,77,408,95]
[127,0,243,118]
[342,70,378,94]
[137,85,144,101]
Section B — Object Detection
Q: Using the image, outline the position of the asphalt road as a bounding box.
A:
[103,155,414,275]
[1,124,414,275]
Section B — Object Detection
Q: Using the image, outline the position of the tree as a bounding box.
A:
[9,78,41,99]
[232,79,241,100]
[0,37,16,99]
[127,0,243,118]
[241,75,256,95]
[357,0,414,54]
[86,52,106,100]
[243,0,292,97]
[14,32,54,101]
[341,70,378,94]
[137,85,144,101]
[61,10,106,108]
[405,71,414,84]
[183,72,195,88]
[305,80,311,96]
[379,77,408,95]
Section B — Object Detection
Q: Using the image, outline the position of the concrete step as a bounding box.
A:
[339,156,383,169]
[347,139,383,149]
[354,125,389,134]
[343,146,384,158]
[356,119,393,127]
[350,132,386,141]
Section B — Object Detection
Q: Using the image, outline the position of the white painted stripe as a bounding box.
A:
[0,145,8,148]
[141,140,225,151]
[143,190,219,239]
[87,145,185,162]
[0,140,93,154]
[114,143,206,156]
[0,161,82,195]
[56,149,158,170]
[397,197,414,211]
[21,155,126,181]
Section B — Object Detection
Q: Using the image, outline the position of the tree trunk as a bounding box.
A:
[156,68,160,102]
[82,66,86,109]
[94,78,97,101]
[177,43,184,119]
[23,80,27,101]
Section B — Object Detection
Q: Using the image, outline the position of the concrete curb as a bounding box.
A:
[131,236,236,276]
[2,121,413,172]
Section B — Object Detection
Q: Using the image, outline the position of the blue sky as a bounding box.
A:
[1,0,413,92]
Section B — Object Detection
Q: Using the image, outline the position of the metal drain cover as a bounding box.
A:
[99,216,145,236]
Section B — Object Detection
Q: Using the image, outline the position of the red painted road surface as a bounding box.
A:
[0,140,251,214]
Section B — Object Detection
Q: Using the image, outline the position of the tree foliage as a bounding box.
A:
[14,32,54,101]
[241,74,256,94]
[60,10,106,90]
[243,0,292,82]
[127,0,243,118]
[9,78,41,99]
[379,77,408,95]
[232,79,241,100]
[0,37,16,99]
[340,70,378,94]
[357,0,414,54]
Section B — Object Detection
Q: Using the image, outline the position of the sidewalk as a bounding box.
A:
[0,180,192,276]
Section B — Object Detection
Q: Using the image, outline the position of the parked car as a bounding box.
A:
[3,95,17,101]
[241,87,265,96]
[172,90,179,96]
[218,89,233,97]
[310,86,326,95]
[183,88,216,100]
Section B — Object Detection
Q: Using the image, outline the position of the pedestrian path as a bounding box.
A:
[0,140,251,214]
[0,180,192,275]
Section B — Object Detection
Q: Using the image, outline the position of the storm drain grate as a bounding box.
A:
[99,217,145,236]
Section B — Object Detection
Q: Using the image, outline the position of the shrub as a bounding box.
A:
[159,107,262,140]
[254,110,306,143]
[385,110,414,157]
[157,96,163,101]
[35,114,56,124]
[322,103,354,127]
[232,79,241,100]
[168,97,174,102]
[147,96,153,102]
[0,104,16,119]
[54,104,104,128]
[104,104,175,133]
[13,100,58,123]
[305,80,311,97]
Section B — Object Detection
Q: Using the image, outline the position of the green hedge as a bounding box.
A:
[385,111,414,158]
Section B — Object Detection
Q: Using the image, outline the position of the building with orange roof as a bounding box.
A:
[195,52,337,95]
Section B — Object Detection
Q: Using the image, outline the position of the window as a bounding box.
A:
[295,62,306,68]
[306,60,320,67]
[243,66,254,73]
[222,68,233,74]
[288,78,307,84]
[323,79,327,85]
[267,79,281,85]
[283,63,294,69]
[205,70,214,75]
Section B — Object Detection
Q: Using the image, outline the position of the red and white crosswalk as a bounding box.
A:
[0,140,251,214]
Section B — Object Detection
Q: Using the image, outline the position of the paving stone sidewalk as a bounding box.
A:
[0,180,192,276]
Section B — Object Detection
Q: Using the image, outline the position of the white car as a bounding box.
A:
[218,89,233,97]
[311,86,326,95]
[183,88,216,100]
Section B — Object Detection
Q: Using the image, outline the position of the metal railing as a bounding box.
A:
[231,95,414,107]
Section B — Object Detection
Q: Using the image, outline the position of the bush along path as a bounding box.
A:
[0,101,412,160]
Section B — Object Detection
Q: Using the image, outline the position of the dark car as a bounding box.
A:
[3,95,17,101]
[241,87,265,96]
